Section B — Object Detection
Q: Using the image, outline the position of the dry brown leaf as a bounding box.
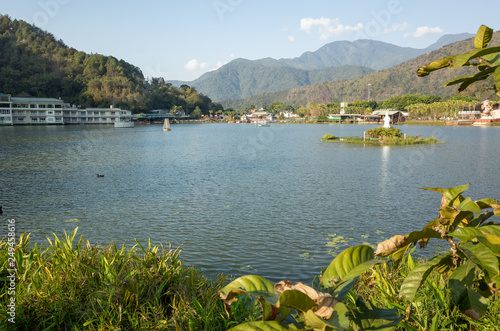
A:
[375,235,408,256]
[275,280,339,319]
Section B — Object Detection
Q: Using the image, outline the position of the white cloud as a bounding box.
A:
[383,22,409,34]
[300,17,363,40]
[185,59,200,71]
[404,26,444,38]
[185,59,211,71]
[288,35,295,42]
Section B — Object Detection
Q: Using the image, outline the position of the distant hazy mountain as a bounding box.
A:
[220,32,500,110]
[168,33,473,101]
[178,60,374,101]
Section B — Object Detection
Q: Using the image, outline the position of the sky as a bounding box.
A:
[1,0,499,81]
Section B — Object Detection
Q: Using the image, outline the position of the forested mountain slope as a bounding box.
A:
[0,15,220,113]
[220,32,500,109]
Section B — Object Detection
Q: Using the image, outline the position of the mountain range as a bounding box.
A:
[168,33,474,102]
[220,32,500,110]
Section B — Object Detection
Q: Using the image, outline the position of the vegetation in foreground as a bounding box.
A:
[221,184,500,330]
[321,127,442,146]
[0,231,256,330]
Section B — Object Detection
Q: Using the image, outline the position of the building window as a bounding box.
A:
[30,104,36,108]
[38,104,46,108]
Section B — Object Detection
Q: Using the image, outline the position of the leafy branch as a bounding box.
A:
[417,25,500,96]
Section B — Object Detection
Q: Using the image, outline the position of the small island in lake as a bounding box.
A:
[322,126,442,146]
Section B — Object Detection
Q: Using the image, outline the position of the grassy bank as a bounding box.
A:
[399,120,446,126]
[0,229,255,330]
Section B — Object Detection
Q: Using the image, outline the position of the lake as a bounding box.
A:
[1,123,499,283]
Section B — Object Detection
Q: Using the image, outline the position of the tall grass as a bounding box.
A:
[354,250,500,331]
[0,228,257,330]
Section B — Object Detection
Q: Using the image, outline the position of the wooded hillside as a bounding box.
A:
[0,15,221,114]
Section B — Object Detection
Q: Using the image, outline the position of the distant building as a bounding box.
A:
[280,111,299,119]
[371,110,406,124]
[0,94,131,125]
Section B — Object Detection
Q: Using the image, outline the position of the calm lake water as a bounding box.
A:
[1,123,499,282]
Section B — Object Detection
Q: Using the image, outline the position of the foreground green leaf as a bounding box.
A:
[228,321,292,330]
[304,303,349,331]
[459,242,499,281]
[322,245,374,288]
[400,253,452,302]
[417,55,455,77]
[474,25,494,50]
[351,298,402,331]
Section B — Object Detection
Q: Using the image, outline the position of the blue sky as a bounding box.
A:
[1,0,499,81]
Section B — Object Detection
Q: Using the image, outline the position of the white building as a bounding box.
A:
[0,94,131,125]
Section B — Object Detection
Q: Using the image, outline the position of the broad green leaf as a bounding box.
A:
[461,289,489,320]
[417,55,455,77]
[455,196,484,218]
[331,277,358,301]
[439,205,458,222]
[304,303,349,331]
[450,210,473,231]
[342,259,383,280]
[475,198,498,209]
[474,25,493,49]
[467,212,493,228]
[450,47,500,68]
[258,297,276,321]
[221,275,277,296]
[451,227,484,242]
[422,184,469,206]
[457,67,497,92]
[449,261,476,305]
[459,242,499,281]
[351,298,402,331]
[443,73,480,87]
[277,290,315,313]
[452,226,500,255]
[482,53,500,66]
[228,320,291,331]
[495,66,500,97]
[322,245,374,288]
[221,275,279,306]
[400,253,452,302]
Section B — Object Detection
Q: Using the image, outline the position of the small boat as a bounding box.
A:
[163,118,171,131]
[257,120,270,127]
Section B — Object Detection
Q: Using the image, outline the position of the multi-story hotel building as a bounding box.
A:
[0,94,132,125]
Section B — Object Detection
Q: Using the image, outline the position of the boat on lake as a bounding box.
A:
[163,118,171,131]
[257,120,270,127]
